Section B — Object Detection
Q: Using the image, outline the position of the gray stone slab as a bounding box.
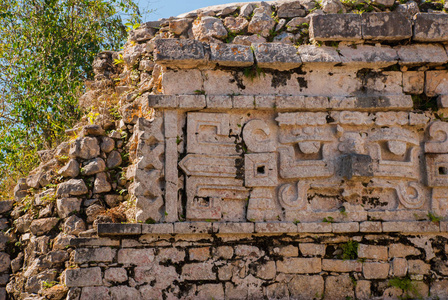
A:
[206,95,233,109]
[178,95,206,109]
[210,43,254,67]
[310,14,362,42]
[65,267,102,287]
[338,45,398,67]
[396,44,448,66]
[362,13,412,41]
[382,221,440,233]
[154,38,208,68]
[297,45,341,65]
[141,223,174,234]
[148,95,178,108]
[70,238,120,247]
[174,222,213,234]
[252,43,302,71]
[414,13,448,42]
[97,223,142,236]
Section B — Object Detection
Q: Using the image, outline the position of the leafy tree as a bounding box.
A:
[0,0,141,199]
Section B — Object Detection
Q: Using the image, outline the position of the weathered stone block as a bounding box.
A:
[360,221,382,232]
[358,244,388,261]
[355,280,371,300]
[332,222,360,233]
[339,154,373,181]
[297,45,341,65]
[273,245,299,257]
[161,69,203,95]
[147,95,178,108]
[252,43,302,71]
[79,286,109,300]
[408,260,430,275]
[30,217,59,236]
[288,275,324,300]
[182,262,216,280]
[389,244,420,258]
[255,222,297,233]
[413,13,448,42]
[324,275,355,300]
[104,268,128,283]
[297,222,332,233]
[391,258,408,277]
[430,280,448,299]
[154,38,208,68]
[382,221,440,233]
[57,179,88,197]
[214,222,254,234]
[174,222,213,234]
[256,261,276,280]
[277,1,306,18]
[158,248,186,263]
[322,259,362,272]
[178,95,206,109]
[197,284,224,300]
[403,71,424,94]
[235,245,264,257]
[206,95,232,109]
[189,247,210,261]
[363,262,389,279]
[233,95,255,109]
[69,137,100,160]
[310,14,362,41]
[338,44,398,67]
[97,223,141,236]
[397,44,448,66]
[117,249,154,265]
[299,243,326,256]
[141,223,173,234]
[362,13,412,40]
[57,198,82,219]
[276,258,321,274]
[209,43,253,67]
[425,71,448,97]
[74,248,116,264]
[65,267,102,287]
[110,286,140,300]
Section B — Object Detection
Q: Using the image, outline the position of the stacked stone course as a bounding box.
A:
[2,0,448,299]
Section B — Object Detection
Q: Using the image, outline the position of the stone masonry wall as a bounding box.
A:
[3,0,448,299]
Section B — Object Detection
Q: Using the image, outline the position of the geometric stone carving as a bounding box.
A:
[245,153,278,187]
[242,119,275,152]
[425,121,448,153]
[247,188,279,221]
[426,154,448,187]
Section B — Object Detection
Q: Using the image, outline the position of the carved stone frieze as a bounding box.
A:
[133,100,448,223]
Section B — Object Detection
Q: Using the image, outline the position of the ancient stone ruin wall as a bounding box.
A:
[3,0,448,299]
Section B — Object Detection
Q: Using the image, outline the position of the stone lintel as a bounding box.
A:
[310,14,363,42]
[414,13,448,42]
[97,223,142,236]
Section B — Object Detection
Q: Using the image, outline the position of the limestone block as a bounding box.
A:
[182,262,216,280]
[277,1,306,18]
[0,200,12,214]
[30,217,59,236]
[276,258,321,274]
[110,286,140,300]
[197,284,224,300]
[161,69,203,95]
[245,153,278,187]
[338,44,398,67]
[157,248,185,263]
[57,198,82,218]
[362,13,412,40]
[81,158,106,176]
[358,244,388,261]
[310,14,362,41]
[74,248,116,264]
[324,275,355,300]
[235,245,264,257]
[63,215,86,235]
[397,44,448,65]
[255,222,297,233]
[288,275,324,300]
[78,287,109,300]
[363,262,389,279]
[206,95,232,109]
[299,243,326,256]
[430,280,448,299]
[178,95,206,110]
[141,223,173,234]
[355,280,372,300]
[413,13,448,42]
[69,237,120,247]
[248,8,276,37]
[389,244,420,258]
[297,45,341,65]
[174,222,213,234]
[266,283,289,300]
[213,246,233,259]
[93,172,111,194]
[117,249,154,265]
[223,16,249,33]
[69,137,100,160]
[192,17,227,42]
[322,259,362,272]
[58,159,80,178]
[286,17,309,32]
[65,267,102,287]
[106,151,122,169]
[97,223,142,236]
[154,39,208,68]
[382,221,440,233]
[391,258,408,277]
[233,95,255,109]
[189,247,210,261]
[129,27,156,42]
[239,3,254,18]
[403,71,424,94]
[252,43,302,71]
[209,43,253,67]
[0,252,10,273]
[232,34,266,46]
[360,221,382,232]
[255,95,276,109]
[169,18,192,35]
[297,222,332,233]
[339,154,373,181]
[147,95,177,108]
[214,222,254,234]
[273,245,299,257]
[426,71,448,97]
[256,261,276,280]
[332,222,360,233]
[408,260,430,275]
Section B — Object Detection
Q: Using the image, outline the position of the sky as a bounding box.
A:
[140,0,254,21]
